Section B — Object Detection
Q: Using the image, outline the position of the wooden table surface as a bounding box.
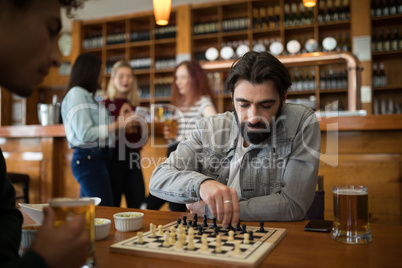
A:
[22,206,402,268]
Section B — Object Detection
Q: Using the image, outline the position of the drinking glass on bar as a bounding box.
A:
[49,198,95,267]
[332,185,372,244]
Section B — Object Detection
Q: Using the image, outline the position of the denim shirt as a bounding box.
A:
[149,103,321,221]
[62,86,111,149]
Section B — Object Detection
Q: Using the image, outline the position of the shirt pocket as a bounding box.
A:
[257,140,292,193]
[199,148,224,179]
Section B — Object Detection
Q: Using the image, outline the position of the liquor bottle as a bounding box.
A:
[252,8,259,29]
[336,32,343,52]
[260,7,268,29]
[372,30,377,52]
[333,0,340,21]
[371,0,376,17]
[291,3,298,26]
[344,0,350,19]
[318,1,325,23]
[306,7,313,24]
[325,0,333,22]
[376,0,383,16]
[284,4,290,27]
[399,0,402,13]
[299,2,305,25]
[274,5,280,27]
[268,7,275,29]
[391,28,399,50]
[383,28,391,51]
[372,63,378,87]
[343,32,351,51]
[398,27,402,49]
[379,63,387,87]
[309,67,316,90]
[390,0,397,14]
[376,29,384,51]
[320,71,326,90]
[383,0,390,15]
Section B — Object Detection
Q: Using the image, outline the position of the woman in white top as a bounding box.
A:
[146,60,217,211]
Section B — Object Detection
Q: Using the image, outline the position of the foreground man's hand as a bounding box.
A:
[199,180,240,228]
[31,207,89,268]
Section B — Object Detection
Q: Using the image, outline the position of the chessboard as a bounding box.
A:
[110,218,286,267]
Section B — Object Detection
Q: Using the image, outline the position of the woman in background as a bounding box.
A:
[146,60,217,211]
[62,53,132,206]
[102,61,147,208]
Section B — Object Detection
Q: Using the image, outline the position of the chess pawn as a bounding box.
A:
[215,235,222,253]
[158,225,164,235]
[187,237,195,250]
[228,230,235,241]
[163,232,170,248]
[137,232,144,244]
[170,231,176,244]
[234,240,241,255]
[175,237,183,249]
[243,233,250,244]
[150,223,156,238]
[201,237,208,252]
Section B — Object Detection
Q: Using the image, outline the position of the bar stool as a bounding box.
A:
[8,172,30,203]
[307,175,324,220]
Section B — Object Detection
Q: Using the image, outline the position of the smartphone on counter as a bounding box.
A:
[304,220,333,233]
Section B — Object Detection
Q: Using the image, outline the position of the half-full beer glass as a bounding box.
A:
[49,198,95,267]
[332,185,372,244]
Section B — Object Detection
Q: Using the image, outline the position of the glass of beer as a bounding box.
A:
[332,185,372,244]
[49,198,95,267]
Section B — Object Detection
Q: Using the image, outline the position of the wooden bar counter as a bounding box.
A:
[2,114,402,224]
[21,207,402,268]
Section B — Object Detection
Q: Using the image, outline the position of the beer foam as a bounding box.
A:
[334,189,367,195]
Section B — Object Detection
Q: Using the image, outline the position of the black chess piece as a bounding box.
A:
[235,220,242,231]
[176,219,181,228]
[182,216,187,225]
[211,218,217,229]
[248,231,254,240]
[227,223,234,231]
[197,225,203,235]
[241,224,247,234]
[213,227,219,237]
[203,215,208,227]
[187,220,192,229]
[192,219,198,228]
[258,222,265,232]
[193,214,198,223]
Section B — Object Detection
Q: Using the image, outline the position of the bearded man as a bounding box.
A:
[149,51,321,227]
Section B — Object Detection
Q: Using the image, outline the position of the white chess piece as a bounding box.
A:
[150,223,156,238]
[228,230,235,241]
[163,231,170,247]
[170,231,176,244]
[234,240,241,255]
[158,225,164,235]
[215,235,222,253]
[244,233,250,244]
[187,236,195,250]
[137,232,144,244]
[175,233,183,249]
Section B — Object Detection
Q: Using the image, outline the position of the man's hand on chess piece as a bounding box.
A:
[186,201,206,217]
[198,180,240,228]
[30,206,89,268]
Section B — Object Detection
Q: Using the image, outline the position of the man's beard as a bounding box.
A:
[233,102,283,145]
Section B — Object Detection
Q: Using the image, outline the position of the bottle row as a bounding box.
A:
[372,28,402,52]
[253,6,280,29]
[284,3,313,27]
[372,63,387,87]
[290,67,316,92]
[373,98,402,115]
[317,0,350,23]
[319,69,348,90]
[371,0,402,17]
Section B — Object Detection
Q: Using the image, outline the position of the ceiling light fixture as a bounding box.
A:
[153,0,171,26]
[302,0,317,7]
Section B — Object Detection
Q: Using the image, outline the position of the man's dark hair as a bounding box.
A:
[67,53,102,94]
[8,0,86,18]
[225,51,292,102]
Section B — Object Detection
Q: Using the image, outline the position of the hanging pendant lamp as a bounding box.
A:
[302,0,317,7]
[153,0,172,26]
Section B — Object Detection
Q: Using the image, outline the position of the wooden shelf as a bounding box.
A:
[373,85,402,91]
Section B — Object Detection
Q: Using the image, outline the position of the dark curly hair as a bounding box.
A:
[8,0,86,18]
[224,51,292,103]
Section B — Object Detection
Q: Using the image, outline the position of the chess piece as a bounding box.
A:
[211,218,217,229]
[236,220,242,231]
[176,219,181,228]
[234,240,241,255]
[228,230,235,241]
[203,215,208,227]
[248,231,254,240]
[241,224,247,234]
[201,234,208,252]
[170,231,176,244]
[213,227,219,237]
[215,235,222,253]
[182,216,187,225]
[187,220,192,229]
[192,218,198,228]
[258,222,265,232]
[243,233,250,244]
[137,232,144,244]
[175,234,183,249]
[163,231,170,247]
[227,223,234,231]
[158,225,164,235]
[197,225,203,235]
[150,224,156,238]
[187,236,195,250]
[181,229,187,245]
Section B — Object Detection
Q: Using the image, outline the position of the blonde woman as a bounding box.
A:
[101,61,147,208]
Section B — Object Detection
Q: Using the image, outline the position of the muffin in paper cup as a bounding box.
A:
[113,212,144,232]
[95,218,111,240]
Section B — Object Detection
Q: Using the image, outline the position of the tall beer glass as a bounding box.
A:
[332,185,372,244]
[49,198,95,267]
